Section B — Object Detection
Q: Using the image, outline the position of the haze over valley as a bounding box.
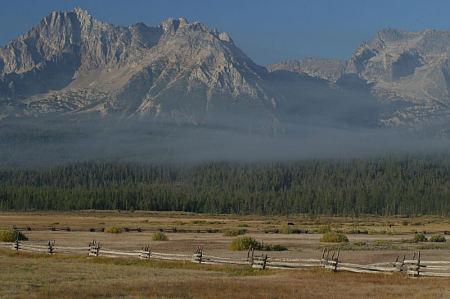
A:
[0,7,448,165]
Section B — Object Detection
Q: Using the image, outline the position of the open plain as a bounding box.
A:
[1,211,449,298]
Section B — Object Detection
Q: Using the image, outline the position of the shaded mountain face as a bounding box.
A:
[269,28,450,136]
[267,58,347,82]
[345,28,450,135]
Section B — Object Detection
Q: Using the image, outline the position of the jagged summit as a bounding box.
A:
[0,8,448,137]
[0,7,273,126]
[72,6,91,18]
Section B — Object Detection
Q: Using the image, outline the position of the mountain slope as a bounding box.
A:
[266,28,450,136]
[0,8,277,129]
[0,9,448,138]
[344,28,450,135]
[267,58,346,82]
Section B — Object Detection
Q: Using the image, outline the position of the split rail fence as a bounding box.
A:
[1,241,449,278]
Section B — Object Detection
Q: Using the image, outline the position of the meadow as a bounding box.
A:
[1,211,449,298]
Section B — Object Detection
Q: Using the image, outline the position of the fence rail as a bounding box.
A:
[1,241,449,277]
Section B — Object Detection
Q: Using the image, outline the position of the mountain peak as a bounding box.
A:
[72,6,91,17]
[219,32,232,43]
[375,27,409,43]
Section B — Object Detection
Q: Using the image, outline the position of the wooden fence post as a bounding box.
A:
[333,250,340,272]
[262,254,268,270]
[252,254,268,270]
[13,239,20,251]
[248,248,255,267]
[416,251,421,277]
[192,246,203,263]
[47,241,55,255]
[321,249,339,272]
[394,255,405,273]
[407,251,421,277]
[321,248,331,269]
[89,240,100,257]
[140,245,151,259]
[321,248,327,267]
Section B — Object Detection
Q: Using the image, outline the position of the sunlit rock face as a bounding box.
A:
[0,9,448,137]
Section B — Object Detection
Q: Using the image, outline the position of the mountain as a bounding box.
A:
[267,58,346,82]
[0,7,277,130]
[345,28,450,135]
[269,28,450,136]
[0,8,448,142]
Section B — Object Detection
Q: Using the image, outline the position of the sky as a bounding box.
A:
[0,0,449,65]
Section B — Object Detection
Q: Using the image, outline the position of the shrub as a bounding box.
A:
[263,244,287,251]
[222,229,246,237]
[228,236,262,251]
[413,233,428,242]
[401,220,409,226]
[429,234,446,242]
[0,229,28,242]
[104,226,123,233]
[152,231,168,241]
[279,226,302,234]
[190,220,207,225]
[317,225,331,234]
[237,224,249,227]
[320,232,349,243]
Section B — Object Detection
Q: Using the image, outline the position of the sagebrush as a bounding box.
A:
[0,229,28,242]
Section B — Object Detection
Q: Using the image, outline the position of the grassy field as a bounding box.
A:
[1,249,449,299]
[1,211,449,298]
[1,211,449,234]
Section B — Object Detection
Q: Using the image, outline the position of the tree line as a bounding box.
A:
[0,154,448,216]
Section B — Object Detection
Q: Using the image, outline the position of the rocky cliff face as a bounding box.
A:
[267,58,346,82]
[0,9,448,137]
[267,28,450,136]
[0,7,276,129]
[344,28,450,135]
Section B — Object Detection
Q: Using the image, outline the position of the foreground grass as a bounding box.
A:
[1,250,449,298]
[318,239,450,251]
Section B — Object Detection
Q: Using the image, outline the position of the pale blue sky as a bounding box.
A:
[1,0,449,65]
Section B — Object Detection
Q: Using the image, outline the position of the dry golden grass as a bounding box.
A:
[0,211,449,265]
[0,249,448,299]
[0,211,448,235]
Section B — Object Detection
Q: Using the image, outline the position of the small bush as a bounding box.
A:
[152,231,168,241]
[320,232,349,243]
[237,223,249,228]
[190,220,207,225]
[223,229,246,237]
[373,240,392,246]
[401,220,409,226]
[279,226,302,234]
[413,233,428,242]
[263,244,287,251]
[0,229,28,242]
[429,234,446,242]
[317,225,331,234]
[104,226,123,233]
[228,236,262,251]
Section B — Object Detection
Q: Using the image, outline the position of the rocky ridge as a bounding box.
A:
[267,28,450,136]
[0,8,449,137]
[0,7,276,127]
